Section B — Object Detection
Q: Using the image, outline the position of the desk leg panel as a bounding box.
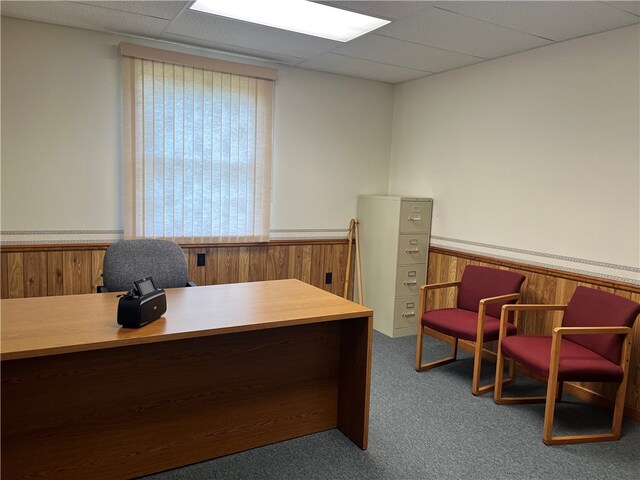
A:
[1,322,342,480]
[337,315,373,449]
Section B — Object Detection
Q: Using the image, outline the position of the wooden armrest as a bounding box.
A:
[420,281,461,293]
[553,326,632,336]
[498,303,567,331]
[501,304,567,313]
[480,293,520,305]
[419,281,461,316]
[548,326,633,378]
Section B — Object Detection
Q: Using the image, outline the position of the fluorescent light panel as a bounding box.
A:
[189,0,390,42]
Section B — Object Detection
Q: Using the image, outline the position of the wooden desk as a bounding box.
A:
[1,280,373,480]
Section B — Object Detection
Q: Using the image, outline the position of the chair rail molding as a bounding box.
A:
[430,236,640,286]
[1,228,351,245]
[1,230,124,245]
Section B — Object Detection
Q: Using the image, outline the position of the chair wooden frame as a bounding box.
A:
[415,281,520,396]
[494,303,634,445]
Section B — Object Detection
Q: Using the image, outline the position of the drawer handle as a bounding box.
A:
[405,248,420,254]
[402,312,415,318]
[403,280,417,286]
[407,216,422,222]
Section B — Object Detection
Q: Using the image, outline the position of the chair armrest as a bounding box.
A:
[474,293,521,343]
[547,326,634,380]
[476,293,521,337]
[553,326,632,336]
[419,281,461,318]
[502,304,567,313]
[420,281,461,293]
[97,286,108,293]
[497,304,568,341]
[480,293,520,305]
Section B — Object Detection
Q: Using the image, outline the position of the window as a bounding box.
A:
[121,43,277,243]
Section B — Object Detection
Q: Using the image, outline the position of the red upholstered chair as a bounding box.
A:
[415,265,526,395]
[494,286,640,445]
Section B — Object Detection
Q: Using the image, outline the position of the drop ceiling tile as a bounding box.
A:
[165,9,340,59]
[299,53,430,83]
[377,6,552,58]
[317,1,431,20]
[606,1,640,16]
[434,1,640,41]
[331,33,482,72]
[160,32,307,66]
[80,1,189,20]
[0,1,170,36]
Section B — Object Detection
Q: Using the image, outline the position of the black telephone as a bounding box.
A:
[117,276,167,328]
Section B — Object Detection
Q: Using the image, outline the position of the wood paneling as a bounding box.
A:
[2,241,638,420]
[62,251,92,295]
[1,240,351,300]
[24,252,47,297]
[47,251,64,296]
[6,253,24,299]
[427,247,640,421]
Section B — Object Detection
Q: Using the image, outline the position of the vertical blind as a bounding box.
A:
[122,45,275,243]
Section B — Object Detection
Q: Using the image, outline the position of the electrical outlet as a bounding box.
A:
[197,253,206,266]
[325,272,333,284]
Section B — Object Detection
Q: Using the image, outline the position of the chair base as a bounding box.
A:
[416,355,457,372]
[495,353,625,445]
[543,432,619,446]
[416,327,515,396]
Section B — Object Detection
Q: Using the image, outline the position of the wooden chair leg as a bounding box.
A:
[478,351,516,397]
[416,327,458,372]
[505,357,516,384]
[471,337,483,395]
[542,377,559,444]
[542,334,632,445]
[494,352,546,405]
[611,376,629,439]
[557,381,563,402]
[415,324,424,371]
[493,345,506,403]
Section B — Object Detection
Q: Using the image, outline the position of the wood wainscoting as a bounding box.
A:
[427,246,640,421]
[3,241,639,419]
[0,240,351,299]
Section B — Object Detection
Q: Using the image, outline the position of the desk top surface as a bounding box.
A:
[1,279,372,361]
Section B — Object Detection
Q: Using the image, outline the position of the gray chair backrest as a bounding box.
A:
[102,239,189,292]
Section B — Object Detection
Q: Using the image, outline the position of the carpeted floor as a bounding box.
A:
[142,331,640,479]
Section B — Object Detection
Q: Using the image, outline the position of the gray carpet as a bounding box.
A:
[143,332,640,479]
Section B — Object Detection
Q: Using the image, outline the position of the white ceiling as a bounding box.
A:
[2,1,639,84]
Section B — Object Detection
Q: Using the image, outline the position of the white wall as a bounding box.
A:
[389,25,640,282]
[272,66,392,235]
[2,17,638,282]
[0,18,393,242]
[1,18,123,232]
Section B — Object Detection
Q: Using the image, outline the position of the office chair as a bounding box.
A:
[99,239,195,292]
[416,265,526,395]
[494,286,640,445]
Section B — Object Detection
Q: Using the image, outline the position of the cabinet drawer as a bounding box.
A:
[395,265,426,297]
[399,201,431,234]
[397,234,428,265]
[394,296,420,329]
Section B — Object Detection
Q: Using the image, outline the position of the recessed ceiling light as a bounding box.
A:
[189,0,390,42]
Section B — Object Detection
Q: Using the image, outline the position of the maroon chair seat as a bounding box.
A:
[423,308,517,342]
[501,335,624,383]
[415,265,525,396]
[494,286,640,445]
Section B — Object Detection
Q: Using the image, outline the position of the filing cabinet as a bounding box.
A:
[357,195,433,337]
